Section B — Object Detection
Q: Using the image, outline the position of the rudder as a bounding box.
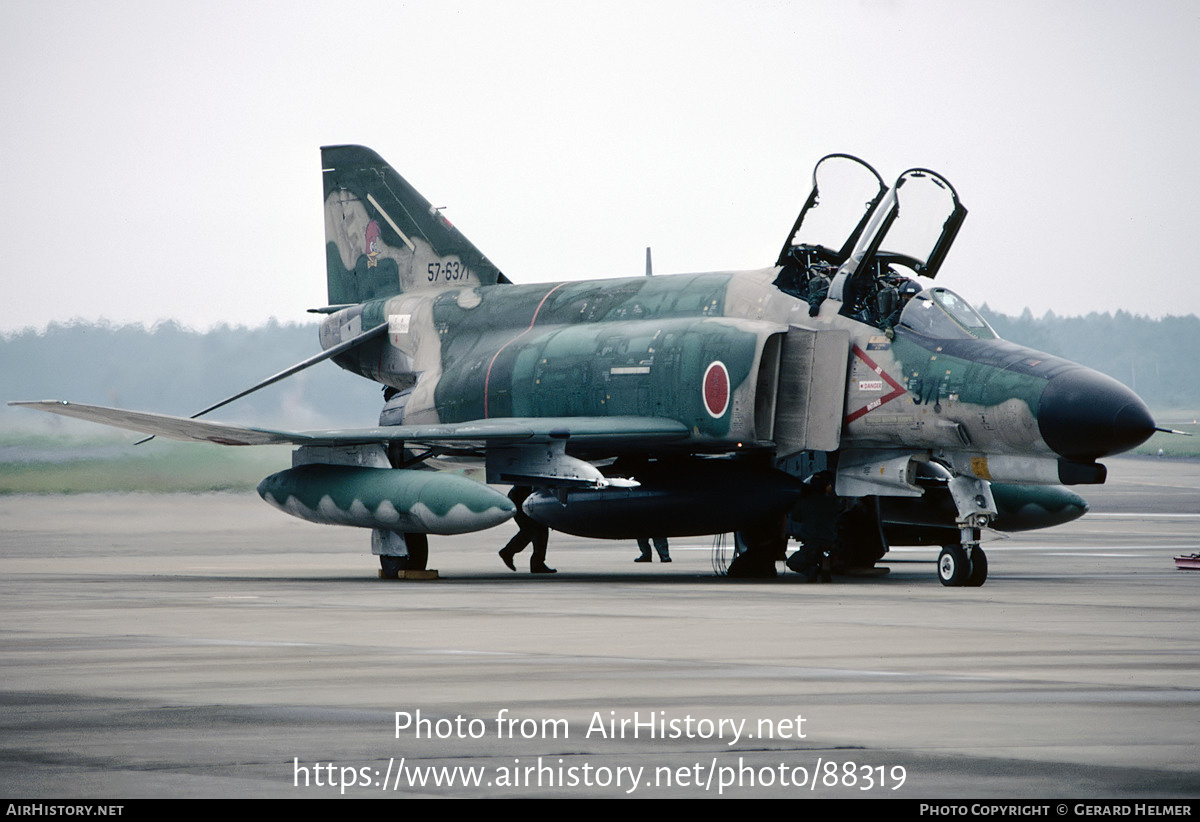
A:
[321,145,509,305]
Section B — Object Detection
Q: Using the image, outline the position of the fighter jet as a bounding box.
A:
[12,146,1158,585]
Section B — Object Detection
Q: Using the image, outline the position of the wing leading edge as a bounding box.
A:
[7,401,691,450]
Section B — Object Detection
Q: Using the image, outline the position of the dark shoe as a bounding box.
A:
[660,556,671,563]
[634,555,651,563]
[498,549,516,571]
[531,564,557,574]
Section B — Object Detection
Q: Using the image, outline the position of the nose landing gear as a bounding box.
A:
[938,541,987,587]
[940,475,996,587]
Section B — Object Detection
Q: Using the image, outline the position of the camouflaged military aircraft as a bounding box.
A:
[12,146,1158,586]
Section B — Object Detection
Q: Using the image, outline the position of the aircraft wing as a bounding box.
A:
[8,401,690,449]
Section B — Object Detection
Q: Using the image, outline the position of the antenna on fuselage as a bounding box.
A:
[645,247,653,277]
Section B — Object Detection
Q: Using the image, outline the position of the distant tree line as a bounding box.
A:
[979,307,1200,410]
[1,320,382,429]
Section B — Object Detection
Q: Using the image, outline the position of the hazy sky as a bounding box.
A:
[4,0,1198,333]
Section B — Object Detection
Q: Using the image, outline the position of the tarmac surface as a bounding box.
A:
[1,456,1197,798]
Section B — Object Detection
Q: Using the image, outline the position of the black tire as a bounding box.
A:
[405,533,429,570]
[938,544,970,587]
[379,533,429,578]
[965,546,988,587]
[726,550,777,578]
[728,521,784,578]
[380,554,406,579]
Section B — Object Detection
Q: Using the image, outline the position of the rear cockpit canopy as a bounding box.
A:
[819,164,967,334]
[843,168,967,284]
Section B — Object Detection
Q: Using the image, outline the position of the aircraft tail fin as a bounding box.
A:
[320,145,509,305]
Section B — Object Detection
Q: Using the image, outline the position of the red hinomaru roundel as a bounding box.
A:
[702,361,730,418]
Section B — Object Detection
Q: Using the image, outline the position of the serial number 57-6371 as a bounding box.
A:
[428,261,469,282]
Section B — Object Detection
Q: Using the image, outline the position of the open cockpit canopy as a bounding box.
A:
[776,154,888,269]
[825,166,967,331]
[773,156,971,333]
[843,168,967,282]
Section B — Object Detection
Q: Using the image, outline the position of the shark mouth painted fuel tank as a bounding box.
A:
[257,465,515,535]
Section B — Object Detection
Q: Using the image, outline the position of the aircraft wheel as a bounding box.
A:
[405,533,429,571]
[937,544,970,587]
[380,554,406,579]
[965,546,988,587]
[379,534,430,578]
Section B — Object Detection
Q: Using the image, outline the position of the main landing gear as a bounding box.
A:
[377,532,430,579]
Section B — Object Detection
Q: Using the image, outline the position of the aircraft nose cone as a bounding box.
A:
[1037,368,1155,461]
